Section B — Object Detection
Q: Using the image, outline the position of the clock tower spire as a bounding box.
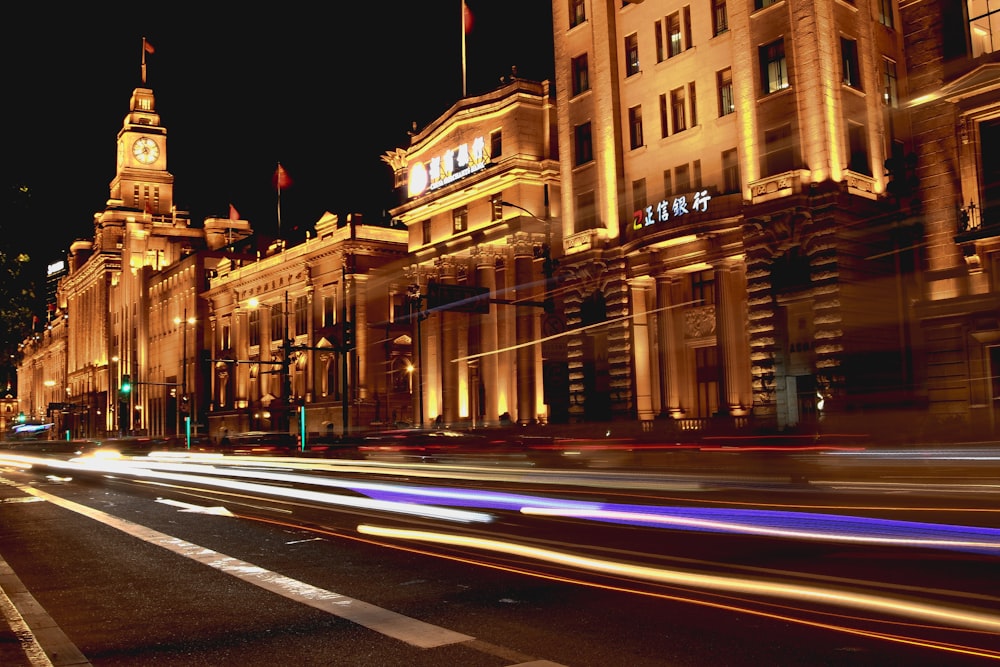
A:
[109,83,175,215]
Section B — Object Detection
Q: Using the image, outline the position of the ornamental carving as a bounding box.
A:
[684,305,716,338]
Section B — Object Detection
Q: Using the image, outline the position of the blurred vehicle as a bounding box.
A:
[220,431,299,456]
[85,436,177,458]
[301,435,365,459]
[0,438,100,456]
[357,428,498,462]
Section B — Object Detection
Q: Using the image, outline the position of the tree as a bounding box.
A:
[0,184,45,391]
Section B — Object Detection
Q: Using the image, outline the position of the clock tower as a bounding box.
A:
[109,86,174,214]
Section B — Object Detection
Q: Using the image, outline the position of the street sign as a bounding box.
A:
[426,281,490,313]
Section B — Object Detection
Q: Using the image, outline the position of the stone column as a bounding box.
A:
[715,260,749,415]
[474,248,500,423]
[512,234,537,425]
[656,275,683,417]
[438,258,460,424]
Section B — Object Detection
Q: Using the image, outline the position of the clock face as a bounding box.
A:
[132,137,160,164]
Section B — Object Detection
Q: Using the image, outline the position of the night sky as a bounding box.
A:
[3,3,555,269]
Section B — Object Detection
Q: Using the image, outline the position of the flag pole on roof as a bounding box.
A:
[273,163,292,237]
[141,37,154,84]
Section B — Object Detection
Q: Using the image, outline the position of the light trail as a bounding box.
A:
[357,524,1000,634]
[4,452,998,554]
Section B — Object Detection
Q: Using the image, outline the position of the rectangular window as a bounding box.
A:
[625,33,640,76]
[693,159,702,190]
[970,0,1000,57]
[713,0,729,35]
[667,13,682,57]
[655,20,665,62]
[883,58,898,107]
[689,81,697,127]
[323,295,336,328]
[878,0,894,28]
[632,178,647,212]
[841,37,861,89]
[574,122,594,165]
[848,122,870,175]
[576,190,597,232]
[755,0,780,9]
[671,87,686,133]
[571,53,590,96]
[659,93,670,138]
[491,193,504,221]
[490,130,502,160]
[692,269,716,307]
[249,309,260,347]
[421,219,431,245]
[683,6,692,50]
[271,303,283,342]
[629,105,644,149]
[717,68,735,116]
[570,0,586,28]
[760,38,789,94]
[762,124,795,175]
[453,206,468,233]
[675,164,691,193]
[663,169,673,198]
[294,295,308,337]
[982,119,1000,226]
[221,324,231,351]
[722,148,740,194]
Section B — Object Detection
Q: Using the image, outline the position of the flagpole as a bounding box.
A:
[141,37,147,84]
[276,163,283,237]
[461,1,467,97]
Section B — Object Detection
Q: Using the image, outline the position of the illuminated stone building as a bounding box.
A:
[384,76,562,427]
[550,0,919,433]
[19,78,252,439]
[901,0,1000,436]
[202,214,408,439]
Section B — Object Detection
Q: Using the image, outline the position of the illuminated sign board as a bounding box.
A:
[631,190,712,231]
[46,260,66,276]
[408,135,490,198]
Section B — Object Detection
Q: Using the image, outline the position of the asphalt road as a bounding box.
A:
[0,449,998,666]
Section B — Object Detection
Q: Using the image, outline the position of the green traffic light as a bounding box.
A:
[120,375,132,394]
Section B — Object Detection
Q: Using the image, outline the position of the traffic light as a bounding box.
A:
[342,321,354,350]
[120,375,132,398]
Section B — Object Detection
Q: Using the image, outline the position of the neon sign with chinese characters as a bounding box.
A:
[632,190,712,230]
[408,135,490,198]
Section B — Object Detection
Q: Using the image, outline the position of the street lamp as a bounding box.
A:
[407,285,426,428]
[174,309,196,447]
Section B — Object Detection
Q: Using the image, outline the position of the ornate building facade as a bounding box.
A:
[16,3,1000,443]
[384,76,562,427]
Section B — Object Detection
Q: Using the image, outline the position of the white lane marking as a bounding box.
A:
[0,554,88,666]
[155,498,235,516]
[18,484,473,649]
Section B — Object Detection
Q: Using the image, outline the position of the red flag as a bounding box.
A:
[143,38,155,54]
[229,203,240,221]
[463,3,474,33]
[273,163,293,190]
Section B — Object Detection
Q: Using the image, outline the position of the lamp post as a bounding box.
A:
[174,309,195,447]
[407,284,426,428]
